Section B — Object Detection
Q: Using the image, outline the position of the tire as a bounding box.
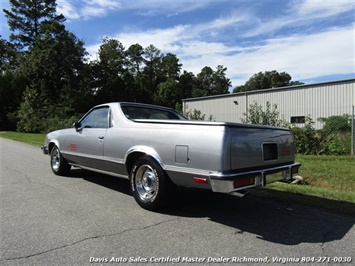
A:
[130,156,175,211]
[50,145,71,176]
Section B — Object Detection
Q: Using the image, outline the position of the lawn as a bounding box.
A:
[260,155,355,214]
[295,155,355,192]
[269,155,355,197]
[0,131,46,146]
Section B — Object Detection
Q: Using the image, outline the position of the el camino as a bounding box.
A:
[42,102,300,210]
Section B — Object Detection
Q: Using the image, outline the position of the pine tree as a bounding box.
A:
[3,0,65,48]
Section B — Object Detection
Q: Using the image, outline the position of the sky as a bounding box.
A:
[1,0,354,88]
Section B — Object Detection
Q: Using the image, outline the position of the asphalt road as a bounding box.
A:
[1,138,354,266]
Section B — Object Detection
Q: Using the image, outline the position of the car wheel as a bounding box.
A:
[50,145,71,176]
[130,156,175,211]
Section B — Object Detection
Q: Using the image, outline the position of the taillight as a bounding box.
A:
[193,177,208,184]
[233,176,255,188]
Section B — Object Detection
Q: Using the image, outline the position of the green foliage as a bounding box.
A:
[291,115,351,155]
[242,101,289,127]
[92,38,126,103]
[185,109,206,120]
[0,37,19,71]
[17,86,46,133]
[185,109,215,121]
[42,114,80,133]
[1,0,233,132]
[3,1,306,134]
[291,116,322,155]
[3,0,65,48]
[17,85,81,133]
[318,120,351,155]
[0,71,26,130]
[233,70,303,92]
[193,65,231,97]
[318,115,351,133]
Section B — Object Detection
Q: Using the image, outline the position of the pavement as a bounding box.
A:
[1,138,354,265]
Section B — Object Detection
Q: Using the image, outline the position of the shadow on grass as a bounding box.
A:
[256,187,355,216]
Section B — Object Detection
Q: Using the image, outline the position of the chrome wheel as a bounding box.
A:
[135,164,158,201]
[130,156,175,211]
[49,145,71,176]
[51,147,60,172]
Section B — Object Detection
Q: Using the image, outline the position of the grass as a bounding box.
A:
[0,131,46,146]
[268,155,355,198]
[1,131,354,214]
[263,155,355,215]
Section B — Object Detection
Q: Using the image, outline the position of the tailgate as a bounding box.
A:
[228,126,295,171]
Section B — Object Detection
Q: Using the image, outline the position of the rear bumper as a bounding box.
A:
[209,162,301,195]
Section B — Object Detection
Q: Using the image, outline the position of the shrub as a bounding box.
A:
[318,115,351,133]
[242,101,289,127]
[291,116,323,155]
[291,115,352,155]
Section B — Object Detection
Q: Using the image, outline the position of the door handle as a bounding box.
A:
[98,136,104,140]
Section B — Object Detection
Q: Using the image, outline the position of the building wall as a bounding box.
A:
[182,79,355,128]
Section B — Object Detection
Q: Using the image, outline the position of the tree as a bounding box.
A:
[156,78,178,107]
[212,65,231,95]
[126,43,144,76]
[142,44,163,103]
[16,20,87,132]
[193,65,231,97]
[0,36,20,72]
[178,70,195,99]
[3,0,65,49]
[92,38,126,103]
[161,53,181,80]
[0,71,26,130]
[116,43,145,103]
[233,70,303,92]
[155,53,182,107]
[17,85,46,132]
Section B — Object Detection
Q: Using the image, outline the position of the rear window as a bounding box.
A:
[121,106,185,120]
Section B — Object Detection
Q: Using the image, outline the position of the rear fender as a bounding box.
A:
[124,145,164,173]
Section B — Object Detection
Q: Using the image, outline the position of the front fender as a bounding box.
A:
[48,139,60,154]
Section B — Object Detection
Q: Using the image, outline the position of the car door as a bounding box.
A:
[64,106,109,170]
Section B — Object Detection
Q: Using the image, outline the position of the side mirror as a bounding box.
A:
[73,121,81,131]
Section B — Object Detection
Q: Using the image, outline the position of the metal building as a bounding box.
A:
[182,78,355,129]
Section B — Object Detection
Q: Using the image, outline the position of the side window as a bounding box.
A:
[80,107,109,128]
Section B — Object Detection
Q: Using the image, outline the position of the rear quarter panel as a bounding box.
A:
[103,121,226,185]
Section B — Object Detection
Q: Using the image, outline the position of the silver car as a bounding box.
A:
[42,102,300,210]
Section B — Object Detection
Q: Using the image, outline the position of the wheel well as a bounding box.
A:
[125,152,165,175]
[48,142,56,153]
[125,152,146,174]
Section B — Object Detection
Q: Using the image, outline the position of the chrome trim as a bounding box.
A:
[69,164,129,179]
[165,165,211,176]
[209,163,301,194]
[125,145,164,167]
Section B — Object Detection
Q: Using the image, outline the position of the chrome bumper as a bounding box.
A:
[41,145,49,155]
[209,163,301,195]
